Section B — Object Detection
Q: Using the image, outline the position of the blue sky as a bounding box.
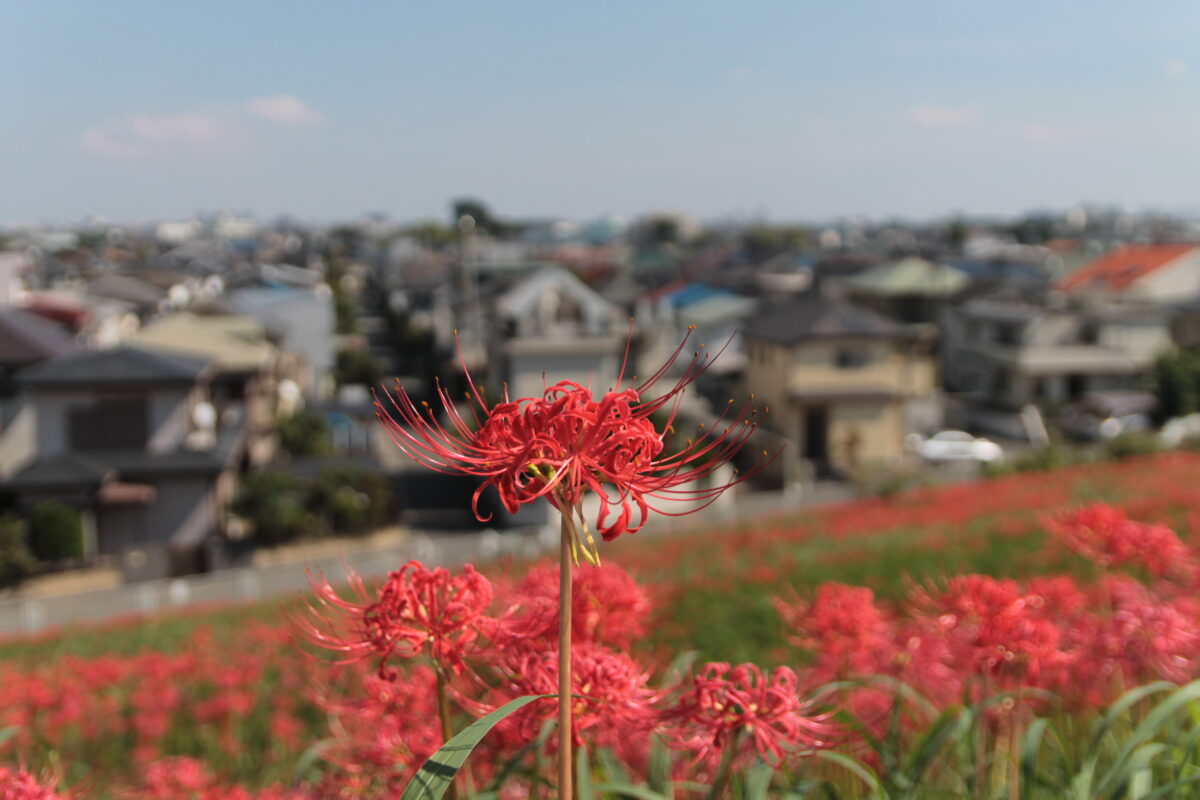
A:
[4,1,1199,225]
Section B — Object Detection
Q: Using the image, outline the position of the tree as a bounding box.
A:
[275,411,333,457]
[335,348,383,388]
[231,471,321,546]
[28,501,84,562]
[1151,348,1200,421]
[452,198,501,235]
[400,220,458,249]
[742,224,808,261]
[0,514,38,590]
[308,465,394,535]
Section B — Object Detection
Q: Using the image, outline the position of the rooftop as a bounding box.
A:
[1055,243,1198,292]
[745,296,901,345]
[20,345,212,389]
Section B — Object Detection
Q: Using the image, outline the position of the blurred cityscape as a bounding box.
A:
[2,200,1200,606]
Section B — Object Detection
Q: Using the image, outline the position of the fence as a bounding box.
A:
[0,485,852,636]
[0,526,547,636]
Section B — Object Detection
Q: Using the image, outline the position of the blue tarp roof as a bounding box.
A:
[666,283,738,309]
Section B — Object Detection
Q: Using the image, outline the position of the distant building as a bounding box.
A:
[744,296,938,477]
[132,311,293,455]
[845,256,970,325]
[1056,243,1200,301]
[0,309,81,480]
[490,266,624,401]
[942,293,1169,437]
[0,252,31,307]
[226,285,335,398]
[4,347,245,581]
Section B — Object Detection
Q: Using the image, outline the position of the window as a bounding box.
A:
[835,348,870,369]
[68,398,148,450]
[995,323,1021,346]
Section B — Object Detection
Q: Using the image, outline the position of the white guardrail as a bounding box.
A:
[0,527,547,636]
[0,486,851,637]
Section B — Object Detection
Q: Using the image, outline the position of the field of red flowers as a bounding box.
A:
[4,451,1200,797]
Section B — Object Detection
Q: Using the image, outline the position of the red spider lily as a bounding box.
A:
[1048,503,1197,580]
[665,662,837,768]
[300,560,494,676]
[499,562,652,650]
[317,666,443,791]
[376,327,769,562]
[912,575,1072,692]
[488,639,658,748]
[776,583,895,678]
[0,766,65,800]
[1085,576,1200,686]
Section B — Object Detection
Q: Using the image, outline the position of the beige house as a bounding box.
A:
[131,311,301,462]
[744,297,937,477]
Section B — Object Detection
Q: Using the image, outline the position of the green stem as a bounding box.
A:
[706,730,741,800]
[435,664,459,800]
[559,509,574,800]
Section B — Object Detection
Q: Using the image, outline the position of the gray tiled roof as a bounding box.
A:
[4,452,114,490]
[19,346,212,389]
[0,310,79,367]
[745,296,901,344]
[5,424,244,491]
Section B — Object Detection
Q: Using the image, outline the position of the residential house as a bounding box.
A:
[225,284,335,398]
[131,311,293,460]
[941,293,1170,437]
[845,256,970,325]
[490,266,624,401]
[84,274,166,320]
[638,283,756,372]
[0,252,31,307]
[1056,243,1200,302]
[0,310,80,479]
[21,290,140,349]
[4,347,245,580]
[744,296,938,478]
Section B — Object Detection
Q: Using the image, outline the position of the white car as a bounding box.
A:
[1161,413,1200,448]
[907,431,1004,463]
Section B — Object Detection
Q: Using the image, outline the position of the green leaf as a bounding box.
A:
[1097,680,1200,795]
[593,784,674,800]
[1090,681,1174,753]
[815,750,890,799]
[400,694,552,800]
[1139,772,1200,800]
[0,726,19,749]
[903,707,970,785]
[1019,717,1049,794]
[292,738,333,786]
[742,762,776,800]
[597,747,633,784]
[647,734,674,798]
[577,745,595,800]
[659,650,699,689]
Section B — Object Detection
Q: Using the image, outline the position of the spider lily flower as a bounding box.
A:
[376,326,773,564]
[665,662,838,768]
[299,561,494,677]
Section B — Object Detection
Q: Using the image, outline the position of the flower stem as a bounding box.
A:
[706,730,741,800]
[435,664,459,800]
[558,509,574,800]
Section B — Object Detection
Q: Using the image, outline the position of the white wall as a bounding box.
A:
[0,396,36,478]
[1139,251,1200,302]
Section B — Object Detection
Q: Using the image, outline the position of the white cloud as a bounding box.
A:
[80,110,242,159]
[246,94,324,126]
[80,95,322,159]
[1164,59,1188,78]
[906,104,980,128]
[1022,122,1074,145]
